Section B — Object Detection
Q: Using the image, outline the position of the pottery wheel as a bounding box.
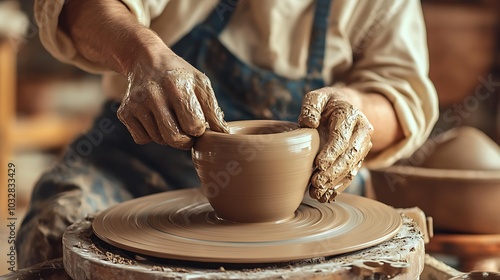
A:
[92,188,402,263]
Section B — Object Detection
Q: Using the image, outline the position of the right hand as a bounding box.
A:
[117,51,228,150]
[299,88,373,203]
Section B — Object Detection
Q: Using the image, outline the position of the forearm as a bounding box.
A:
[341,88,404,152]
[59,0,170,76]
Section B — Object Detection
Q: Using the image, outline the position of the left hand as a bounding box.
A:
[299,87,373,203]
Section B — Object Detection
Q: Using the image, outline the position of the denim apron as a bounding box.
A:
[173,0,330,121]
[17,0,339,267]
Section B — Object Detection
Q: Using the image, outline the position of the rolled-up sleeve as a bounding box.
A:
[34,0,169,74]
[119,0,170,26]
[346,0,439,168]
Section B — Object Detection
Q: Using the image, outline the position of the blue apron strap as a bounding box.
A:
[202,0,240,35]
[306,0,332,79]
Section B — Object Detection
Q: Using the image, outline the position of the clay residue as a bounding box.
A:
[85,243,136,266]
[104,251,136,265]
[151,266,190,273]
[71,218,137,266]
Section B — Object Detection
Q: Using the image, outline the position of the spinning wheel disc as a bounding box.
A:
[93,189,402,263]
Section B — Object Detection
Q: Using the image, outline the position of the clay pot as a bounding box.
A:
[192,120,320,223]
[370,127,500,234]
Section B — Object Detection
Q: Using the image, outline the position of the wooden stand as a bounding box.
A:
[2,255,467,280]
[60,214,425,280]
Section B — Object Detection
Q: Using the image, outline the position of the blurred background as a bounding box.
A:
[1,0,499,276]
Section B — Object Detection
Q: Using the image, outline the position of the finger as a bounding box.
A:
[358,110,374,137]
[122,116,152,145]
[314,100,358,172]
[298,90,331,128]
[310,111,372,195]
[136,111,165,144]
[309,175,337,203]
[117,104,151,144]
[309,146,369,203]
[319,117,372,190]
[195,74,229,133]
[308,166,351,202]
[309,186,337,203]
[309,168,344,202]
[153,105,194,150]
[327,169,357,202]
[321,188,338,203]
[170,74,207,137]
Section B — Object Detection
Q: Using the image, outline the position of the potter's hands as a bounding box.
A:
[299,88,373,203]
[117,52,228,150]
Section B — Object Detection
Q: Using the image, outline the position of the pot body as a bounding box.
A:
[192,120,320,223]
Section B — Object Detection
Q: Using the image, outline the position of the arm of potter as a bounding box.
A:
[299,0,438,202]
[341,0,439,168]
[55,0,228,148]
[59,0,166,76]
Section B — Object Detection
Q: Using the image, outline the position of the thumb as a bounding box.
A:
[195,76,229,133]
[298,90,331,128]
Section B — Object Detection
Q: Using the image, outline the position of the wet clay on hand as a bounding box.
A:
[192,120,320,223]
[299,88,373,203]
[117,61,228,150]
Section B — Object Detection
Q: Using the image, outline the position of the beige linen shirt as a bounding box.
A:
[34,0,438,168]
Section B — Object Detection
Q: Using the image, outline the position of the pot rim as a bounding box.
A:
[201,120,317,142]
[371,164,500,181]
